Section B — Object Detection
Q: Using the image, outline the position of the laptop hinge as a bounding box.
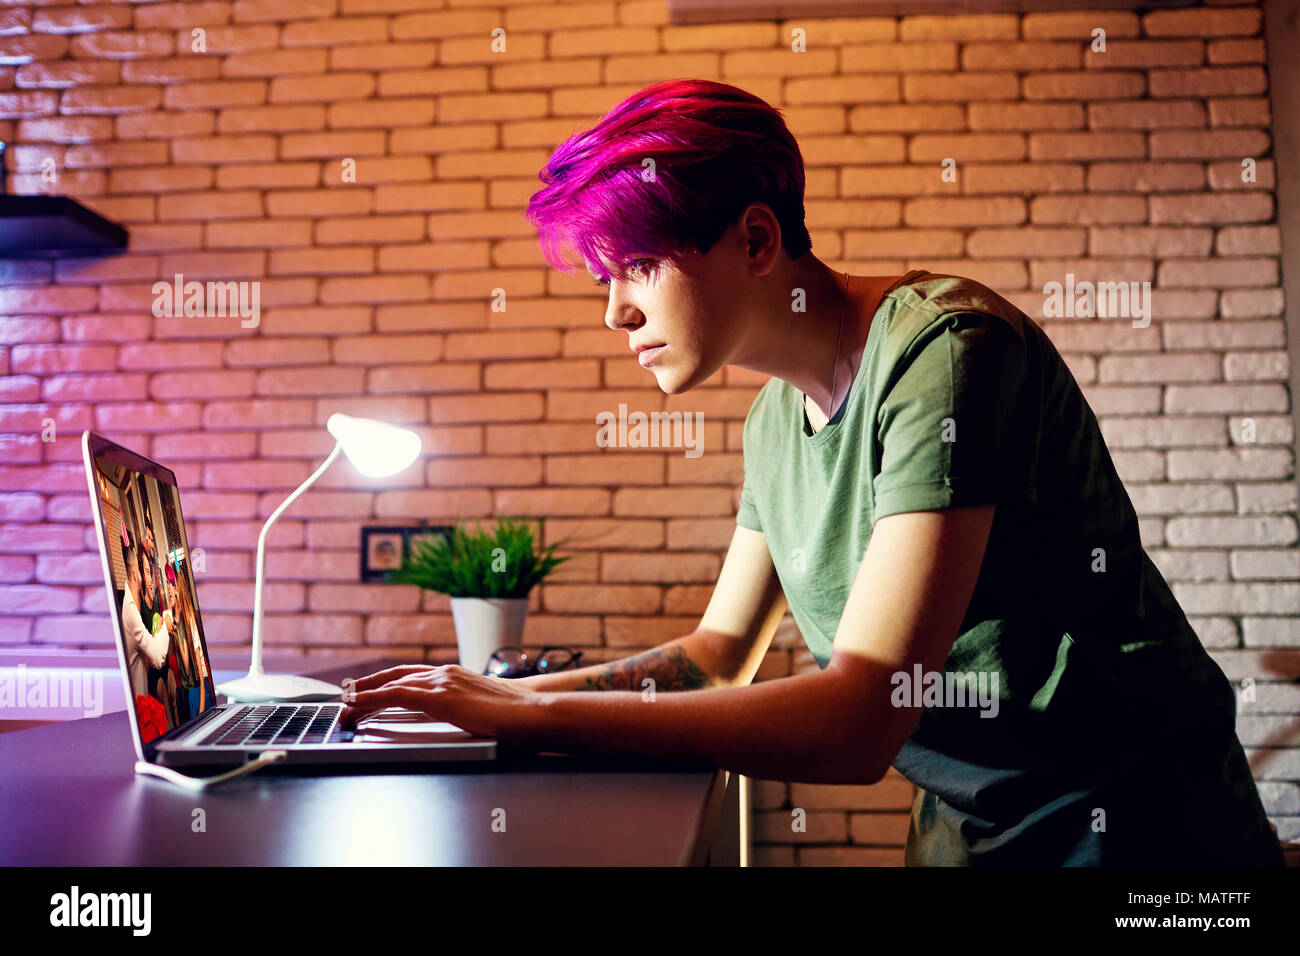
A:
[150,704,232,748]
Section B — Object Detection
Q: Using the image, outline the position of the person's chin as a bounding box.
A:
[653,368,702,395]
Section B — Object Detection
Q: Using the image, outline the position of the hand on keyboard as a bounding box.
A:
[338,663,539,740]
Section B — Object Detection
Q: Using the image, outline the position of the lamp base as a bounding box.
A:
[216,672,343,703]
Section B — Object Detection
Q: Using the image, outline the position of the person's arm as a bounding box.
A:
[514,525,789,693]
[140,608,170,668]
[188,613,207,710]
[512,635,722,693]
[515,506,996,784]
[122,592,168,669]
[190,612,208,680]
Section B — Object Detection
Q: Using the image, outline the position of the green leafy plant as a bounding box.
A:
[383,516,574,599]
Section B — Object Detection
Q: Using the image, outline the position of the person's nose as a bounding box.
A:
[598,277,639,332]
[603,283,644,335]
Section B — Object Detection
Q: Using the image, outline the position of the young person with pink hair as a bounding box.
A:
[343,79,1284,867]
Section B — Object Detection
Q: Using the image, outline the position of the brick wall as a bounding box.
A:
[0,0,1296,865]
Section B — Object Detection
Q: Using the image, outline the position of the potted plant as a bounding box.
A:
[384,516,574,674]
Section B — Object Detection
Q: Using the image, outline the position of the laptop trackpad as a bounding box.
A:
[353,707,480,740]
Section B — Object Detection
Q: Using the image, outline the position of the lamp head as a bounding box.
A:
[326,413,421,478]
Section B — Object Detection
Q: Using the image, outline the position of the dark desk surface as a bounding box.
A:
[0,658,731,866]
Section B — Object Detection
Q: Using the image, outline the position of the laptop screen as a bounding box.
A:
[88,441,217,745]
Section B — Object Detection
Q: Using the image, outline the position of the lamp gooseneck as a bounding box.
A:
[248,441,343,677]
[216,414,422,702]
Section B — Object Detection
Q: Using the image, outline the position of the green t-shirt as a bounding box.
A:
[737,269,1284,866]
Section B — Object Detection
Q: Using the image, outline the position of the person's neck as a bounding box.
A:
[731,256,900,424]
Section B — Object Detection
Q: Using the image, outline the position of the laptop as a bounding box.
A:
[82,430,497,768]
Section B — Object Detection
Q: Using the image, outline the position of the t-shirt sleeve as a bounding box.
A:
[735,386,767,532]
[736,463,762,531]
[872,311,1039,522]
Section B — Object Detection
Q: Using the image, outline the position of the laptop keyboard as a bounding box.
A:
[198,704,351,747]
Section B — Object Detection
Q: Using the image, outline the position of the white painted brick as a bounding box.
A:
[1159,259,1276,289]
[1235,715,1295,747]
[1224,349,1289,381]
[1085,225,1209,256]
[1220,287,1283,319]
[1232,717,1294,749]
[1215,225,1281,256]
[1147,548,1228,580]
[1237,481,1299,514]
[1212,650,1300,682]
[1264,817,1298,842]
[1126,481,1233,514]
[1228,414,1293,445]
[1060,352,1096,384]
[1079,384,1162,415]
[1149,193,1268,227]
[1167,448,1292,480]
[1138,516,1164,547]
[1029,256,1154,286]
[1146,288,1218,321]
[1163,319,1284,350]
[1038,321,1161,352]
[1166,515,1296,547]
[1186,615,1239,647]
[1164,383,1288,413]
[1111,450,1165,481]
[1097,351,1220,383]
[1252,683,1300,711]
[1206,163,1270,193]
[920,260,1029,290]
[1100,415,1223,447]
[1008,292,1050,318]
[1174,582,1300,614]
[1257,782,1300,815]
[1231,549,1300,579]
[1242,617,1300,647]
[1243,745,1300,779]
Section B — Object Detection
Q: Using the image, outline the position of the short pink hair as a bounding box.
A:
[525,78,812,283]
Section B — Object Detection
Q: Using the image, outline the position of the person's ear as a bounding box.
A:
[737,202,781,278]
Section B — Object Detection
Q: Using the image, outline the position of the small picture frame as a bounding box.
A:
[360,525,453,583]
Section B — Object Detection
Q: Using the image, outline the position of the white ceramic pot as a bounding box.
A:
[449,596,529,674]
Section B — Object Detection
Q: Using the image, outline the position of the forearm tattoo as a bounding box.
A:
[577,646,710,692]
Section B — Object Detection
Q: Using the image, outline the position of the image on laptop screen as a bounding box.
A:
[90,449,217,745]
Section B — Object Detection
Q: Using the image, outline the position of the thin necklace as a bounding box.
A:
[828,270,851,419]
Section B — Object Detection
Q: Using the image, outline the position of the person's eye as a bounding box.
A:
[592,259,656,287]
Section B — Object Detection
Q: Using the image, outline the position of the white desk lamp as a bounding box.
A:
[216,413,422,703]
